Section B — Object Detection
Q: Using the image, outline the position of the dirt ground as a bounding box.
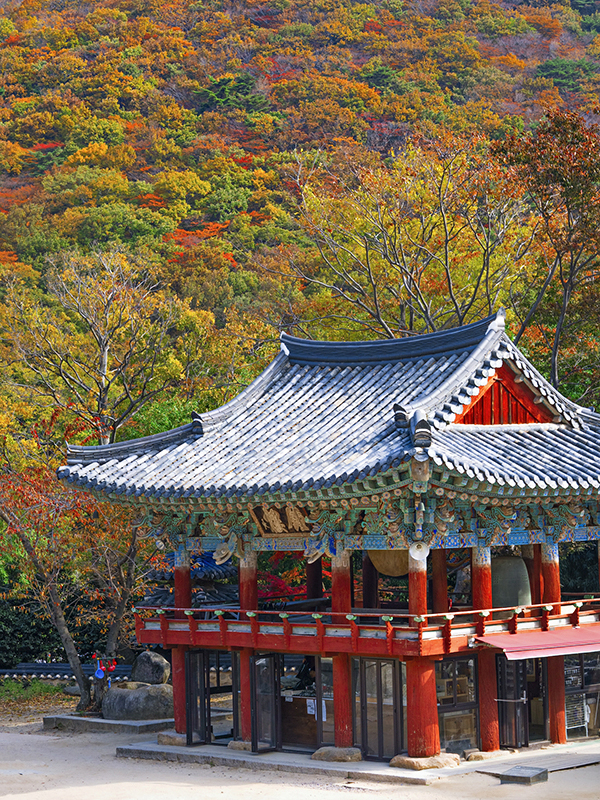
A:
[1,701,600,800]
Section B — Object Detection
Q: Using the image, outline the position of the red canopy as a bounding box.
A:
[476,627,600,660]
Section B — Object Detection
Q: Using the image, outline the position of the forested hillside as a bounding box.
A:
[0,0,599,420]
[1,0,600,674]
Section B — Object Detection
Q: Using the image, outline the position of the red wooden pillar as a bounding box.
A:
[239,647,253,742]
[362,552,379,609]
[406,658,440,757]
[471,546,498,751]
[478,649,499,751]
[541,543,561,610]
[472,546,492,612]
[547,655,567,744]
[306,556,323,600]
[171,646,187,734]
[408,552,428,620]
[239,551,258,612]
[431,548,448,614]
[331,550,354,746]
[331,550,352,617]
[406,550,439,757]
[522,545,542,606]
[541,543,565,743]
[534,544,544,604]
[172,550,192,734]
[237,552,257,744]
[174,564,192,616]
[332,652,353,747]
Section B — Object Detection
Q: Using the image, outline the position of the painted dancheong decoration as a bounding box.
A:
[58,311,600,762]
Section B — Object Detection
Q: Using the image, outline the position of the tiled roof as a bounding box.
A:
[58,311,600,499]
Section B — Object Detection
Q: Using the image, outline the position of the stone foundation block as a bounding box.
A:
[467,750,504,761]
[157,730,187,746]
[311,747,362,762]
[227,740,252,751]
[390,753,460,770]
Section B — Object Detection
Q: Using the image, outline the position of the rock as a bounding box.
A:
[227,740,252,751]
[311,747,362,762]
[116,681,151,690]
[389,753,460,770]
[157,730,187,746]
[131,651,171,685]
[62,685,81,696]
[466,750,504,761]
[102,684,174,720]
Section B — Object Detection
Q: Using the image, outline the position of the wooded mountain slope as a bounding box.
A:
[0,0,600,422]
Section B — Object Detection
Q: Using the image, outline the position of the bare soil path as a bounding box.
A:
[0,703,600,799]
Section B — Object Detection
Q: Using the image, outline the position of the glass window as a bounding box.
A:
[436,661,456,706]
[584,654,600,690]
[564,653,600,740]
[440,709,478,755]
[457,659,476,704]
[436,656,479,754]
[564,655,583,690]
[318,657,335,745]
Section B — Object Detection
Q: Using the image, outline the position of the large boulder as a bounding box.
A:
[131,651,171,684]
[102,684,174,720]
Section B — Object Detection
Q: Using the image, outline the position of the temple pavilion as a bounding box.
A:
[59,310,600,759]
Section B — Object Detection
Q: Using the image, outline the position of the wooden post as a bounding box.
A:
[408,552,428,620]
[171,646,187,735]
[174,564,192,617]
[478,649,499,751]
[431,548,448,614]
[239,551,258,612]
[522,544,541,606]
[406,657,440,757]
[172,547,191,734]
[534,544,544,605]
[408,551,428,616]
[332,653,353,747]
[306,556,323,600]
[472,546,499,751]
[239,647,253,743]
[472,546,492,611]
[362,551,379,609]
[547,655,567,744]
[541,543,566,744]
[332,550,352,619]
[541,543,561,611]
[597,541,600,595]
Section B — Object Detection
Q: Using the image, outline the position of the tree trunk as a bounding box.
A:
[5,518,92,710]
[45,579,92,710]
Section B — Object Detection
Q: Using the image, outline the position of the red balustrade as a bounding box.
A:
[134,597,600,659]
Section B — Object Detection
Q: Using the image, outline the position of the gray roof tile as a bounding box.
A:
[59,312,600,499]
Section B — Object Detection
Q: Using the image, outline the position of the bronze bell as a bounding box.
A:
[492,556,532,609]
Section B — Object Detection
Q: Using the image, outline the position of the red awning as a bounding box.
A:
[476,627,600,660]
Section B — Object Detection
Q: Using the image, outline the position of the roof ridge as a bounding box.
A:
[280,312,502,365]
[195,350,289,429]
[65,421,199,465]
[403,316,506,419]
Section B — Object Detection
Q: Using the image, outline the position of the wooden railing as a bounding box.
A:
[134,598,600,659]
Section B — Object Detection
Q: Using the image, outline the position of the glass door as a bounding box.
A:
[251,653,281,752]
[353,658,403,760]
[186,650,211,746]
[496,656,528,748]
